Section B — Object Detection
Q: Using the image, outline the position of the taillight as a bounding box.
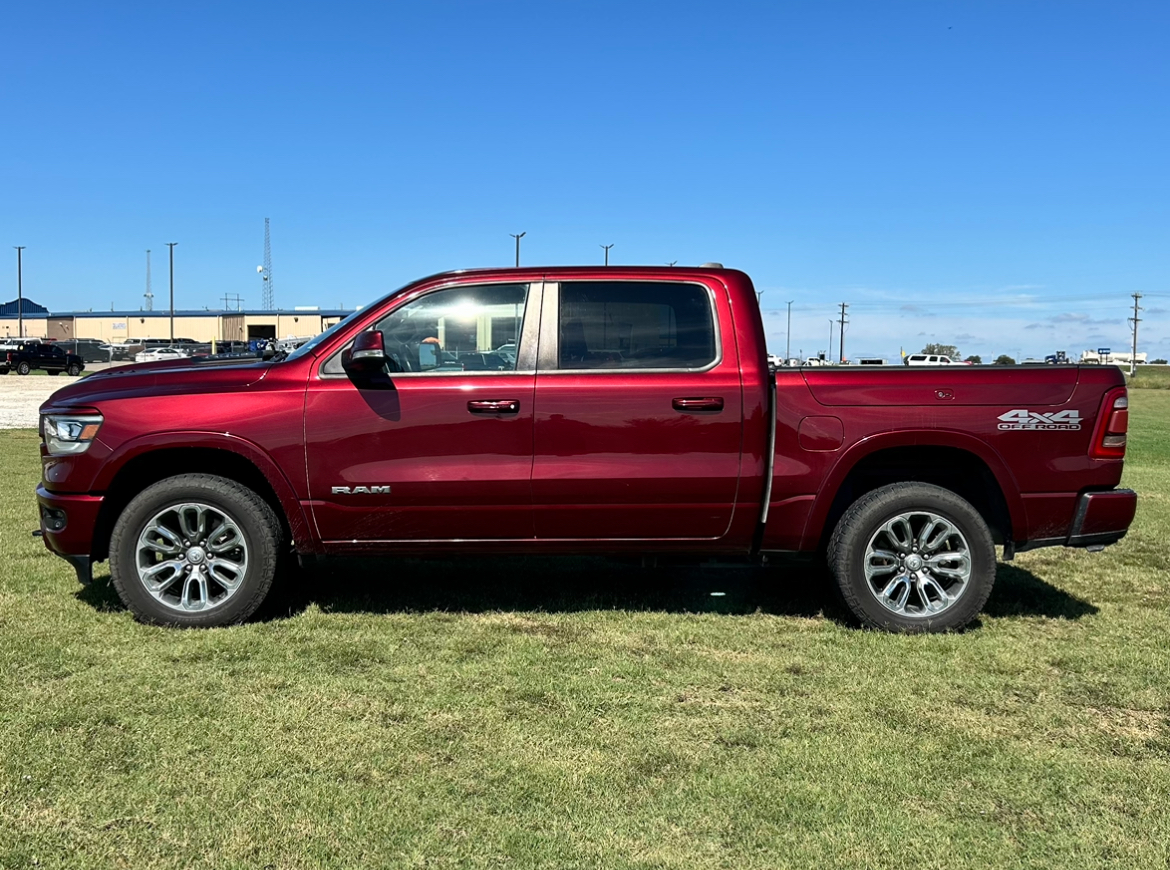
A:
[1090,389,1128,459]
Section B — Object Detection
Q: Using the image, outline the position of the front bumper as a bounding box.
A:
[36,485,103,559]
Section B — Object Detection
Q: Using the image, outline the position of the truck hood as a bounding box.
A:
[801,365,1080,406]
[41,356,272,410]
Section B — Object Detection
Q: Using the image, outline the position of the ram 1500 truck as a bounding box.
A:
[36,266,1136,632]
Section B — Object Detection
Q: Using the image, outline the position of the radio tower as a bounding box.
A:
[262,218,274,310]
[144,249,154,311]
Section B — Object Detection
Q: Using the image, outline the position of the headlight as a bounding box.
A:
[41,414,103,455]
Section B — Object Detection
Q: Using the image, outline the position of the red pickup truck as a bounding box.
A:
[36,266,1136,632]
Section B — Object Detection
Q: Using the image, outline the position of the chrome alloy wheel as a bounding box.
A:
[135,502,249,613]
[862,511,972,618]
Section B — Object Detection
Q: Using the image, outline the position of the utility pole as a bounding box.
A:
[144,250,153,311]
[756,290,765,305]
[13,247,25,338]
[1129,293,1143,376]
[509,232,526,267]
[166,242,177,342]
[600,243,614,266]
[837,302,849,363]
[828,319,834,362]
[786,301,793,360]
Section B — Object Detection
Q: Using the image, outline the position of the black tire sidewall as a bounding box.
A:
[17,362,30,375]
[830,483,996,633]
[110,475,280,627]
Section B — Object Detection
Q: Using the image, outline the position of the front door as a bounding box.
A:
[531,278,744,540]
[305,281,540,545]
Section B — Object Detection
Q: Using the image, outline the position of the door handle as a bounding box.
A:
[672,397,724,412]
[468,399,520,414]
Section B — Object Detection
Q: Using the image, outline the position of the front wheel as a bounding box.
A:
[16,362,31,375]
[827,482,996,633]
[66,363,82,376]
[109,474,282,627]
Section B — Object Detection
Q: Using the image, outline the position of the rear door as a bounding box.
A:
[305,281,541,544]
[531,277,743,540]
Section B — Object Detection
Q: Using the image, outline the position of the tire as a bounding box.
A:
[827,482,996,633]
[66,364,81,376]
[16,361,31,375]
[109,474,282,627]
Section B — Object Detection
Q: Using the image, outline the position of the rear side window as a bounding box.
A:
[558,281,716,370]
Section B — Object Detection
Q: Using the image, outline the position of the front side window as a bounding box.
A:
[324,283,529,375]
[558,281,717,370]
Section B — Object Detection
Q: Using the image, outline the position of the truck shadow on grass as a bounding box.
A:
[78,557,1099,625]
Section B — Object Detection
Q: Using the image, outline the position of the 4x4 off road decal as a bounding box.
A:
[997,409,1082,431]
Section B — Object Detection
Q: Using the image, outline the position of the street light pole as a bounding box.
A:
[509,232,526,267]
[13,247,25,338]
[828,319,834,362]
[600,244,614,266]
[786,301,793,361]
[166,242,177,342]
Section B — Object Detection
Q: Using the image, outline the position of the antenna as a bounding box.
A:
[144,249,153,311]
[261,217,274,310]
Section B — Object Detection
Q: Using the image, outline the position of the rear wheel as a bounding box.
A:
[110,474,282,627]
[827,482,996,633]
[16,361,31,375]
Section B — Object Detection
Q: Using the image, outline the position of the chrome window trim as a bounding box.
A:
[536,278,724,375]
[318,280,543,379]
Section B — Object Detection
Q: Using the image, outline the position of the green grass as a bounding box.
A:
[2,398,1169,869]
[1128,365,1170,390]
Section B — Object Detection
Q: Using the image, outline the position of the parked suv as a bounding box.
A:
[904,353,954,366]
[3,341,84,376]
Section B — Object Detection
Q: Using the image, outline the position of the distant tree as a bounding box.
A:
[921,343,960,359]
[994,354,1016,365]
[1152,358,1168,365]
[964,355,982,365]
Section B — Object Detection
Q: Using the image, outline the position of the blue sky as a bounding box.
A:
[2,1,1167,360]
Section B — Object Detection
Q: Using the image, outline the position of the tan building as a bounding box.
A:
[2,307,350,345]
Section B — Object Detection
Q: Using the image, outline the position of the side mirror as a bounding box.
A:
[343,330,388,374]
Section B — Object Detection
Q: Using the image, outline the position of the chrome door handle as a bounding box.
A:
[468,399,520,414]
[672,397,724,412]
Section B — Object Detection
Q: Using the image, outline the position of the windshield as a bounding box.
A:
[281,311,361,363]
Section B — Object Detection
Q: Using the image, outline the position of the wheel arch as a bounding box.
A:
[91,433,315,561]
[804,431,1022,551]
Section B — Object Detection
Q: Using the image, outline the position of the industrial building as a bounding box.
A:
[1,298,349,344]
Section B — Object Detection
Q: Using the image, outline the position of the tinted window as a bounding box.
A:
[324,283,529,375]
[558,282,716,370]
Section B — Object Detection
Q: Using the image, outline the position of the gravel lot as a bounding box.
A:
[0,364,129,428]
[0,376,73,428]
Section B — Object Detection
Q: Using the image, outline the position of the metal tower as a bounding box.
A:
[144,249,154,311]
[262,218,274,310]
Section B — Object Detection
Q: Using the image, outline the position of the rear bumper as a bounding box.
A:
[35,485,103,558]
[1015,488,1137,553]
[1067,488,1137,548]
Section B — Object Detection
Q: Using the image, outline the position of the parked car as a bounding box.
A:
[904,353,954,366]
[37,265,1136,633]
[57,339,112,363]
[134,347,192,363]
[3,341,84,376]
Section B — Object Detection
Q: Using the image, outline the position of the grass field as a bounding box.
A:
[2,396,1169,869]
